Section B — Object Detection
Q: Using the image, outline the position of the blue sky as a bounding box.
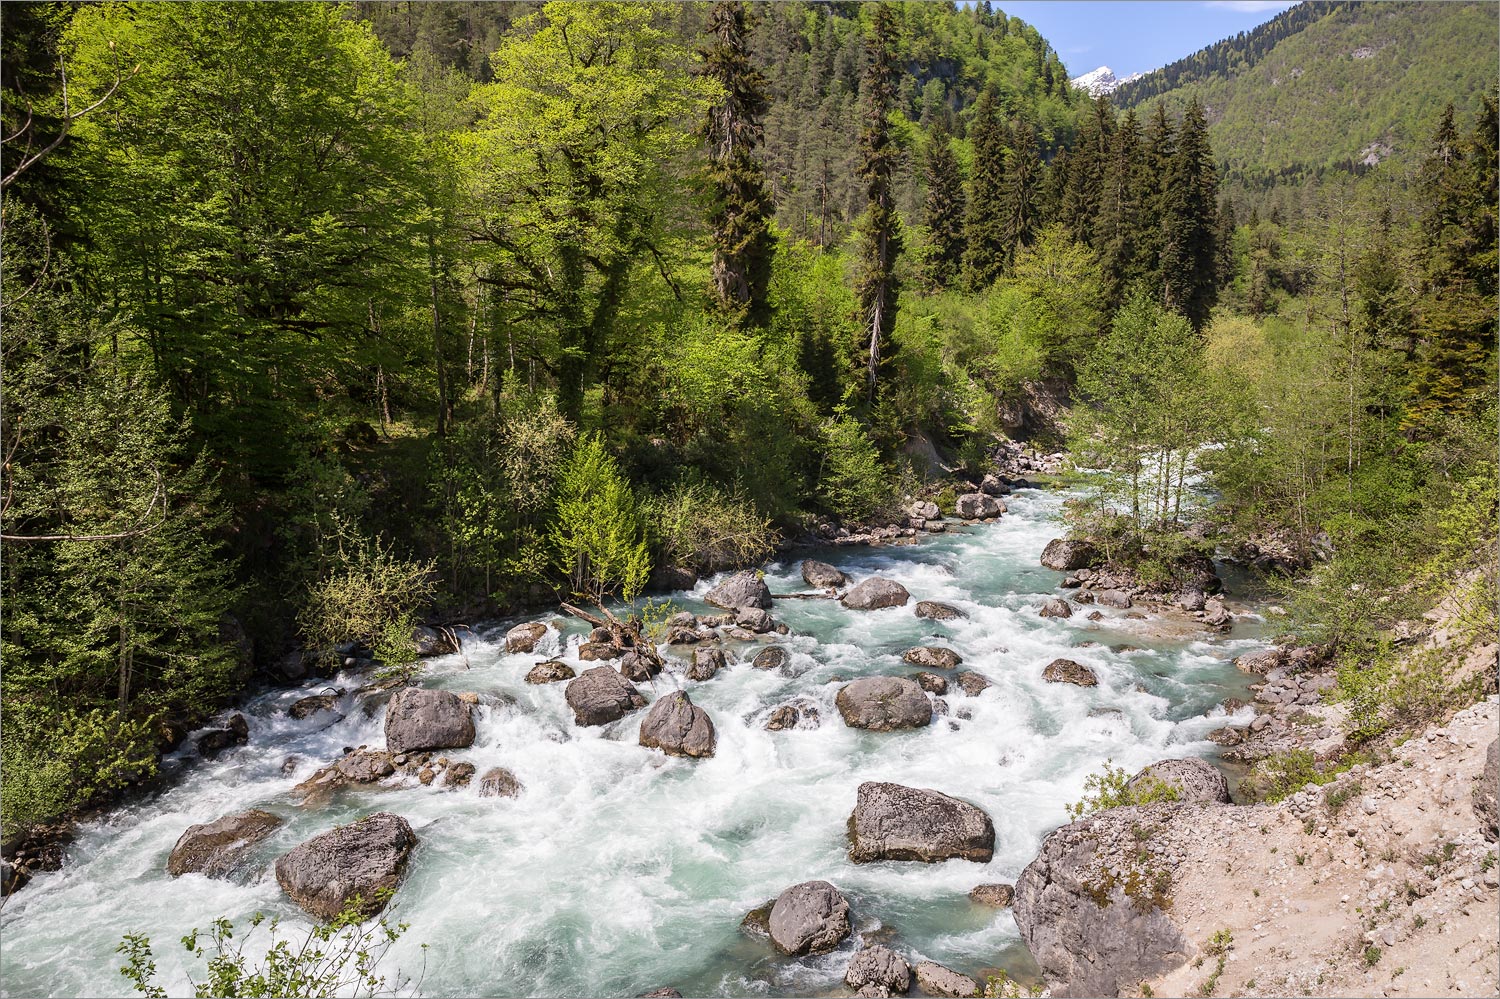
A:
[996,1,1300,80]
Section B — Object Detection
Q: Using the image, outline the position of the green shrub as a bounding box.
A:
[298,521,435,670]
[1067,761,1182,820]
[1,707,159,831]
[647,482,779,575]
[551,433,651,602]
[818,412,892,522]
[119,897,422,998]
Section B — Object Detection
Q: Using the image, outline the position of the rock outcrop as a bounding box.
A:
[1477,738,1498,839]
[167,809,283,878]
[274,812,417,920]
[841,577,911,610]
[564,666,647,726]
[1128,758,1230,804]
[638,691,716,759]
[767,880,852,956]
[847,781,994,863]
[384,688,476,755]
[913,961,980,998]
[704,570,772,611]
[835,677,932,731]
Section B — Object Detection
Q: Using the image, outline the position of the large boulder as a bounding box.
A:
[835,677,932,731]
[735,607,774,633]
[903,646,963,670]
[274,813,417,921]
[687,647,725,682]
[1042,659,1098,687]
[969,883,1014,907]
[167,809,283,878]
[564,666,647,726]
[384,688,475,755]
[1128,759,1230,804]
[1038,597,1073,619]
[1476,739,1498,840]
[505,621,549,653]
[525,661,575,684]
[638,691,717,759]
[411,625,456,657]
[954,493,1003,519]
[1096,589,1133,610]
[1013,807,1190,998]
[1040,539,1098,572]
[914,962,980,998]
[751,646,789,671]
[845,944,911,997]
[704,570,772,611]
[801,559,848,589]
[478,767,522,799]
[841,577,911,611]
[955,671,993,696]
[915,600,965,621]
[767,880,852,956]
[847,781,994,864]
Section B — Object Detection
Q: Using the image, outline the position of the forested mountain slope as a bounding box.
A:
[1118,1,1497,206]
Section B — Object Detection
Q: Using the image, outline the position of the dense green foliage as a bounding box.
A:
[1,0,1492,836]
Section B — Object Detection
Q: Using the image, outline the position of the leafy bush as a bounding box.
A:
[647,482,778,575]
[818,412,892,522]
[1239,749,1321,802]
[1067,761,1181,820]
[298,521,436,670]
[1,706,159,831]
[119,898,422,998]
[551,434,651,602]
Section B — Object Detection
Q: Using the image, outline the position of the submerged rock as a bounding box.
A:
[1128,759,1230,803]
[915,600,965,620]
[384,688,476,755]
[955,672,993,697]
[275,812,416,920]
[704,570,772,611]
[840,577,911,610]
[767,880,852,956]
[968,883,1014,907]
[1040,539,1098,572]
[751,646,789,671]
[847,781,995,864]
[801,559,848,589]
[505,621,549,653]
[903,646,963,670]
[196,713,250,757]
[167,809,283,878]
[565,666,647,726]
[844,944,911,997]
[835,676,932,731]
[478,767,522,799]
[638,691,716,759]
[1042,658,1098,687]
[288,693,343,721]
[914,961,980,998]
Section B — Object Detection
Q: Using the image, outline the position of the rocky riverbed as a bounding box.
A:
[0,484,1276,998]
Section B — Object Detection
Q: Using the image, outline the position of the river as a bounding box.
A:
[0,485,1266,998]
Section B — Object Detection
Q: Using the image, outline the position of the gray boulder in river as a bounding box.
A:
[1042,658,1098,687]
[767,880,852,956]
[914,961,980,998]
[1013,807,1189,997]
[687,646,725,681]
[902,646,963,669]
[840,576,910,610]
[915,600,965,620]
[801,559,848,588]
[167,809,283,878]
[274,812,417,920]
[1038,597,1073,619]
[847,781,994,863]
[1128,758,1231,804]
[384,688,476,755]
[835,676,932,731]
[565,666,647,726]
[703,570,772,610]
[954,492,1004,519]
[1040,538,1098,571]
[844,944,911,996]
[525,660,575,684]
[505,621,548,653]
[638,691,716,759]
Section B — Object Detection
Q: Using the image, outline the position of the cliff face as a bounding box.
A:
[1014,697,1500,998]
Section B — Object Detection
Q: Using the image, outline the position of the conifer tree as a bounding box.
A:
[853,2,903,401]
[1159,98,1219,329]
[1138,101,1176,287]
[999,118,1041,265]
[1096,108,1145,308]
[701,0,776,329]
[921,123,966,291]
[1061,95,1114,244]
[963,86,1008,289]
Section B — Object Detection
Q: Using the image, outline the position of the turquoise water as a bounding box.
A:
[0,486,1264,998]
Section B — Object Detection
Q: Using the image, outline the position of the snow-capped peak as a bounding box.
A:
[1070,65,1144,97]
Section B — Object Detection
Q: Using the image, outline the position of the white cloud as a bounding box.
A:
[1203,1,1297,12]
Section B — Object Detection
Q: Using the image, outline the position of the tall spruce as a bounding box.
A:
[1096,108,1145,308]
[1061,95,1114,244]
[1138,101,1176,289]
[921,123,966,291]
[1158,98,1219,329]
[701,0,776,328]
[962,86,1008,289]
[852,2,903,400]
[999,118,1041,265]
